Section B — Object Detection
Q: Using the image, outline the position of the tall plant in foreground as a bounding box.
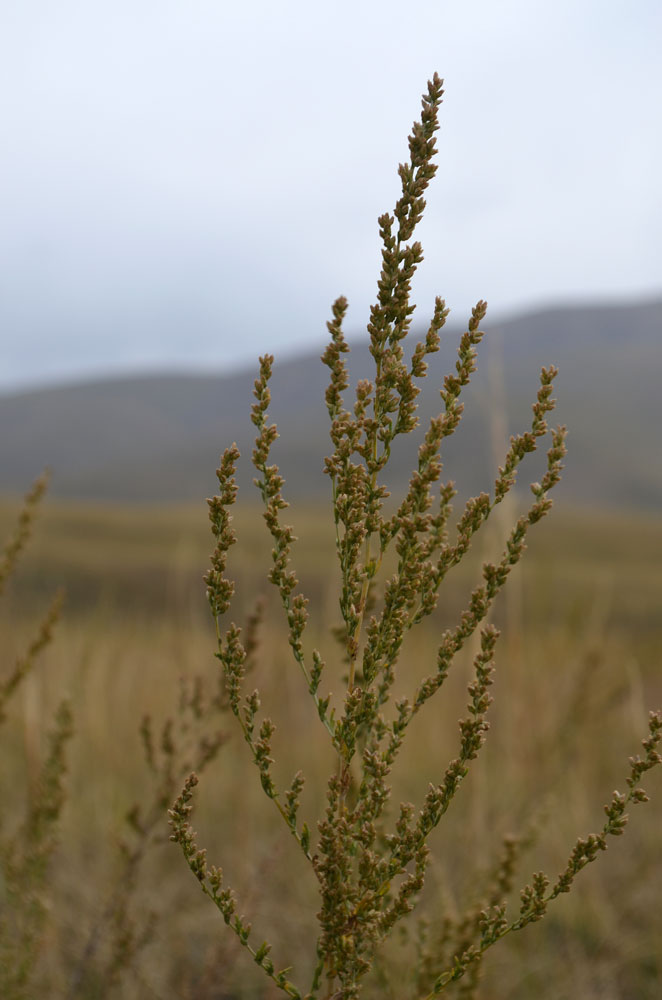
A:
[170,74,662,999]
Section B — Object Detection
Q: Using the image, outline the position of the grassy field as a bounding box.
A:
[1,494,661,998]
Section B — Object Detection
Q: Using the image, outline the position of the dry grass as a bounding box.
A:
[1,495,661,998]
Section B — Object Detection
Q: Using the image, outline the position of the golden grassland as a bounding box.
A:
[1,496,662,998]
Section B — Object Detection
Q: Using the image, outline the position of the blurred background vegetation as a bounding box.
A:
[1,473,661,997]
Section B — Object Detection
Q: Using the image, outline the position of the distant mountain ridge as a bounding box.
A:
[2,298,661,510]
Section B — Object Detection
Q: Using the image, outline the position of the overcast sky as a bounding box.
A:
[1,1,660,392]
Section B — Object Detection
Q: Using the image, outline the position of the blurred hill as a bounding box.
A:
[2,297,661,509]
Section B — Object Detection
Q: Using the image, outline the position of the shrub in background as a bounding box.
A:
[64,672,232,999]
[0,479,236,998]
[0,474,72,1000]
